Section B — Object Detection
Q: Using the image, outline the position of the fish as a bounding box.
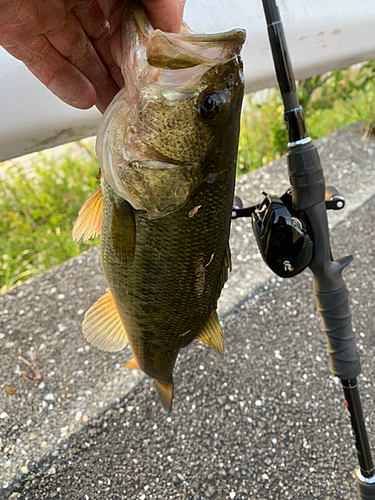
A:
[73,3,246,411]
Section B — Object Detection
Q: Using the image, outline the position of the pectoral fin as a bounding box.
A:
[109,198,136,262]
[72,186,102,241]
[154,378,174,412]
[82,288,128,352]
[195,310,224,357]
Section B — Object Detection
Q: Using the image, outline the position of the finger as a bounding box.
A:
[6,35,97,109]
[45,11,116,92]
[96,0,128,79]
[0,1,66,47]
[141,0,186,32]
[91,32,124,88]
[98,0,184,33]
[109,24,122,69]
[45,10,120,111]
[94,75,121,112]
[72,1,124,87]
[96,0,126,21]
[69,0,109,40]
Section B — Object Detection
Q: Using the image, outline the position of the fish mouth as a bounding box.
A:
[121,5,246,86]
[146,26,246,70]
[96,4,246,219]
[111,5,246,111]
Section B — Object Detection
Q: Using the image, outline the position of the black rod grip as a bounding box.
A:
[287,142,325,209]
[314,286,361,380]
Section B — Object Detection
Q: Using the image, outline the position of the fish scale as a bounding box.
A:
[73,3,246,410]
[100,152,234,382]
[139,90,214,163]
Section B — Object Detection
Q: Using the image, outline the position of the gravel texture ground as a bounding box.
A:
[1,122,375,500]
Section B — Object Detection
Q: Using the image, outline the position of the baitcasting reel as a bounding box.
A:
[232,186,345,278]
[251,191,313,277]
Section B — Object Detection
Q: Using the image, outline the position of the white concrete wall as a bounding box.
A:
[1,0,375,162]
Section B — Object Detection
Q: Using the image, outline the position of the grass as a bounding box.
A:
[0,141,100,293]
[237,61,375,175]
[0,62,374,292]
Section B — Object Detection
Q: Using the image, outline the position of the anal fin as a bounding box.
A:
[195,310,224,357]
[121,357,139,370]
[154,378,174,412]
[82,288,128,352]
[72,186,102,241]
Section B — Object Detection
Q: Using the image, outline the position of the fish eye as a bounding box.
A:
[199,92,226,119]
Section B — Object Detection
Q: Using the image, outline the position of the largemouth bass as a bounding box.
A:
[73,4,245,411]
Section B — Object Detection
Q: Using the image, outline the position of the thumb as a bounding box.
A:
[141,0,186,33]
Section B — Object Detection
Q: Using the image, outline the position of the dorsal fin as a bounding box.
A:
[195,310,224,357]
[82,288,128,352]
[72,186,102,241]
[154,378,174,412]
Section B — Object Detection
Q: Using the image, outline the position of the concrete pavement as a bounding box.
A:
[1,122,375,499]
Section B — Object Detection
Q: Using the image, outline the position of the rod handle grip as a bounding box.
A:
[314,285,361,380]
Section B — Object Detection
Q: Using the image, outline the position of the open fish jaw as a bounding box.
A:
[96,4,246,219]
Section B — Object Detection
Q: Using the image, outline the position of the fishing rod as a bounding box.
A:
[232,1,375,497]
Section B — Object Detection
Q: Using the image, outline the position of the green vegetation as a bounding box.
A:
[237,61,375,174]
[1,62,374,292]
[0,141,100,293]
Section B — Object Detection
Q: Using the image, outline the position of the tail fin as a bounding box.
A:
[154,378,174,412]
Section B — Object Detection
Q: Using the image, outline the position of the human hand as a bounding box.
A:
[0,0,186,113]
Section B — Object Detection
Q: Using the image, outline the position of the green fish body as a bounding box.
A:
[73,4,245,410]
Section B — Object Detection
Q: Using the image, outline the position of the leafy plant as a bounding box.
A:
[237,91,287,174]
[237,60,375,175]
[0,140,100,292]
